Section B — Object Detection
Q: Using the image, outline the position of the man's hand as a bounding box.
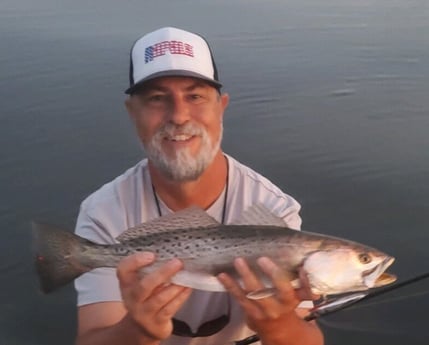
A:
[117,253,192,343]
[217,257,319,344]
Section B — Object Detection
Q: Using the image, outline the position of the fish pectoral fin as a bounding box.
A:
[170,271,225,292]
[310,292,368,315]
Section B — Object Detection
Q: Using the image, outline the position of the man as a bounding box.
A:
[74,27,324,345]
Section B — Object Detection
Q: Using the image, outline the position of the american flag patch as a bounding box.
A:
[145,41,194,63]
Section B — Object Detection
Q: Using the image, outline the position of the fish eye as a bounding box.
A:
[358,253,372,264]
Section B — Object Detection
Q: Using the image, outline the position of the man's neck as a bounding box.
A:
[148,151,228,211]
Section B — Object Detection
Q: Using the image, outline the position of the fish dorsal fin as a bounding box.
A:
[232,204,287,227]
[116,206,220,242]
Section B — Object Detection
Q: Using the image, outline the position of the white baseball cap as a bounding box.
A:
[125,27,222,94]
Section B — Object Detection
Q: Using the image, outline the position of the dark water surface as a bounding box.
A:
[1,1,429,344]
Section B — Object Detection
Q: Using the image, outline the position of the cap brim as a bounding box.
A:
[125,70,222,94]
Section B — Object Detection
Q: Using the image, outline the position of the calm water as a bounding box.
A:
[1,1,429,344]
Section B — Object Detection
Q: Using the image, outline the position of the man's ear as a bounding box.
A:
[221,93,229,109]
[219,93,229,120]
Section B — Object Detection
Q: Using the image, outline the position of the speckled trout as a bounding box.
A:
[32,205,396,296]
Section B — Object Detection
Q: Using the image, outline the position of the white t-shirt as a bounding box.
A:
[75,154,303,345]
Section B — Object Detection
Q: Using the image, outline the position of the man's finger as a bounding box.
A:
[234,257,264,291]
[156,287,193,321]
[296,269,320,300]
[138,258,184,292]
[257,257,294,293]
[217,272,264,319]
[256,256,303,312]
[117,252,155,286]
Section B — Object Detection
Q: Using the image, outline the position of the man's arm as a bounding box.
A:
[76,302,153,345]
[75,253,192,345]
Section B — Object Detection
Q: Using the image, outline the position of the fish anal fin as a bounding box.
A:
[246,278,302,300]
[170,271,226,292]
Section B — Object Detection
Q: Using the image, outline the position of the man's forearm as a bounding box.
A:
[259,313,324,345]
[76,315,161,345]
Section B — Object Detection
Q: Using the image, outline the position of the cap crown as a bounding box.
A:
[126,27,221,94]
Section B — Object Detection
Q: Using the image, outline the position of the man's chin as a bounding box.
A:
[147,154,204,181]
[145,137,221,182]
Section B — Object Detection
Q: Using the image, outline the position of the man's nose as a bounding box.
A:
[167,97,191,125]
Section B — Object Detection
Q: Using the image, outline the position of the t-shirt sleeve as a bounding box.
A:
[278,197,302,230]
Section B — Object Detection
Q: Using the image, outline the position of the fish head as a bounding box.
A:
[303,247,395,295]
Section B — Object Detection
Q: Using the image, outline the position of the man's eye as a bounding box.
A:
[189,94,204,101]
[148,94,164,102]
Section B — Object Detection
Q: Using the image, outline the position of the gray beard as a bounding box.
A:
[144,122,222,182]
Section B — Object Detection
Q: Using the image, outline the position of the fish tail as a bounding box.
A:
[32,221,94,293]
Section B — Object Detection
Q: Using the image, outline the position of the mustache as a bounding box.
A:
[156,122,204,139]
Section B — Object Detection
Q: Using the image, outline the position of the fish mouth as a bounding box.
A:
[373,272,397,288]
[363,256,396,288]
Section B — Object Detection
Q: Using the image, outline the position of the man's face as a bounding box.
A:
[126,76,229,181]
